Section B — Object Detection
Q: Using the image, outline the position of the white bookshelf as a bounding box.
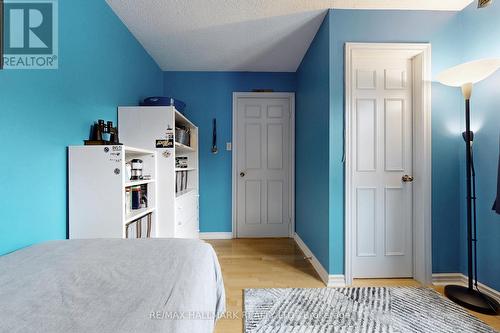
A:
[118,106,200,239]
[68,145,158,239]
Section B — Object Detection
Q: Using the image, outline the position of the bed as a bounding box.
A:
[0,238,225,333]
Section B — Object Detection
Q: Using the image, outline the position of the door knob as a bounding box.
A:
[240,172,246,178]
[402,175,414,182]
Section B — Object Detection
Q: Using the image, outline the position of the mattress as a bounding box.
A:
[0,239,225,333]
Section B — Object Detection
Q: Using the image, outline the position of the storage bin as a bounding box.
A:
[175,127,190,146]
[141,97,186,112]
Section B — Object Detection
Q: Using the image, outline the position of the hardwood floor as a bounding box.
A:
[207,238,500,332]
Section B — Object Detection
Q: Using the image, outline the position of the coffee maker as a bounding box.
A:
[130,159,143,180]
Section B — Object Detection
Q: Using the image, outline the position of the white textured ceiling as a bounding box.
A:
[106,0,473,72]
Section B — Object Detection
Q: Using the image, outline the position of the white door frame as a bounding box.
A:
[344,43,432,286]
[232,92,296,238]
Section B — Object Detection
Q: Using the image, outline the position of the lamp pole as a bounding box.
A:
[444,87,498,315]
[464,98,474,291]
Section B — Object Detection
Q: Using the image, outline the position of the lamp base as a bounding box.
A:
[445,285,499,315]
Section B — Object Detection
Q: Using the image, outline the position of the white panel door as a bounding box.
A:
[236,97,291,237]
[351,53,414,278]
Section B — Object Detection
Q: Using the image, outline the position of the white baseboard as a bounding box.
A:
[432,273,467,286]
[199,232,233,240]
[328,274,347,288]
[293,233,346,288]
[432,273,500,302]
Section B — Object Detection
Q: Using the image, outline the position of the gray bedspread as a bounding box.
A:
[0,239,225,333]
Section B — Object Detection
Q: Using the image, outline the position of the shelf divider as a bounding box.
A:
[125,207,156,224]
[124,179,156,187]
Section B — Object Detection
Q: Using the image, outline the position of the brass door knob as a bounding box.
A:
[402,175,414,182]
[240,172,246,178]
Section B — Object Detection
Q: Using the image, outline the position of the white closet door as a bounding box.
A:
[351,53,414,278]
[235,97,291,237]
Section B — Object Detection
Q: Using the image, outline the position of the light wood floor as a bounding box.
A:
[207,238,500,332]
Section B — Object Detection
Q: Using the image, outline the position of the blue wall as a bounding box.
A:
[295,14,331,270]
[327,9,465,275]
[324,6,500,289]
[295,9,465,275]
[163,72,296,232]
[0,1,163,255]
[298,7,500,289]
[458,2,500,290]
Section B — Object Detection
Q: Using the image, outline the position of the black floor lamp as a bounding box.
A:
[437,59,500,315]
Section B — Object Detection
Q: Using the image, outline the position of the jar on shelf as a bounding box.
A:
[125,188,131,214]
[131,186,142,210]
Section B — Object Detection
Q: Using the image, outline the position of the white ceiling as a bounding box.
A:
[106,0,473,72]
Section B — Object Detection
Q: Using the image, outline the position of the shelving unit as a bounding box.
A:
[69,145,158,239]
[119,106,199,239]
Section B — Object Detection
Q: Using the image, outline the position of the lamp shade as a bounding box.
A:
[436,58,500,87]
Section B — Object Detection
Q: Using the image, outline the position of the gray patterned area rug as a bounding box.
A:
[244,287,498,333]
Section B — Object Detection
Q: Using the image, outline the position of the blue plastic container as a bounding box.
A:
[141,97,186,112]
